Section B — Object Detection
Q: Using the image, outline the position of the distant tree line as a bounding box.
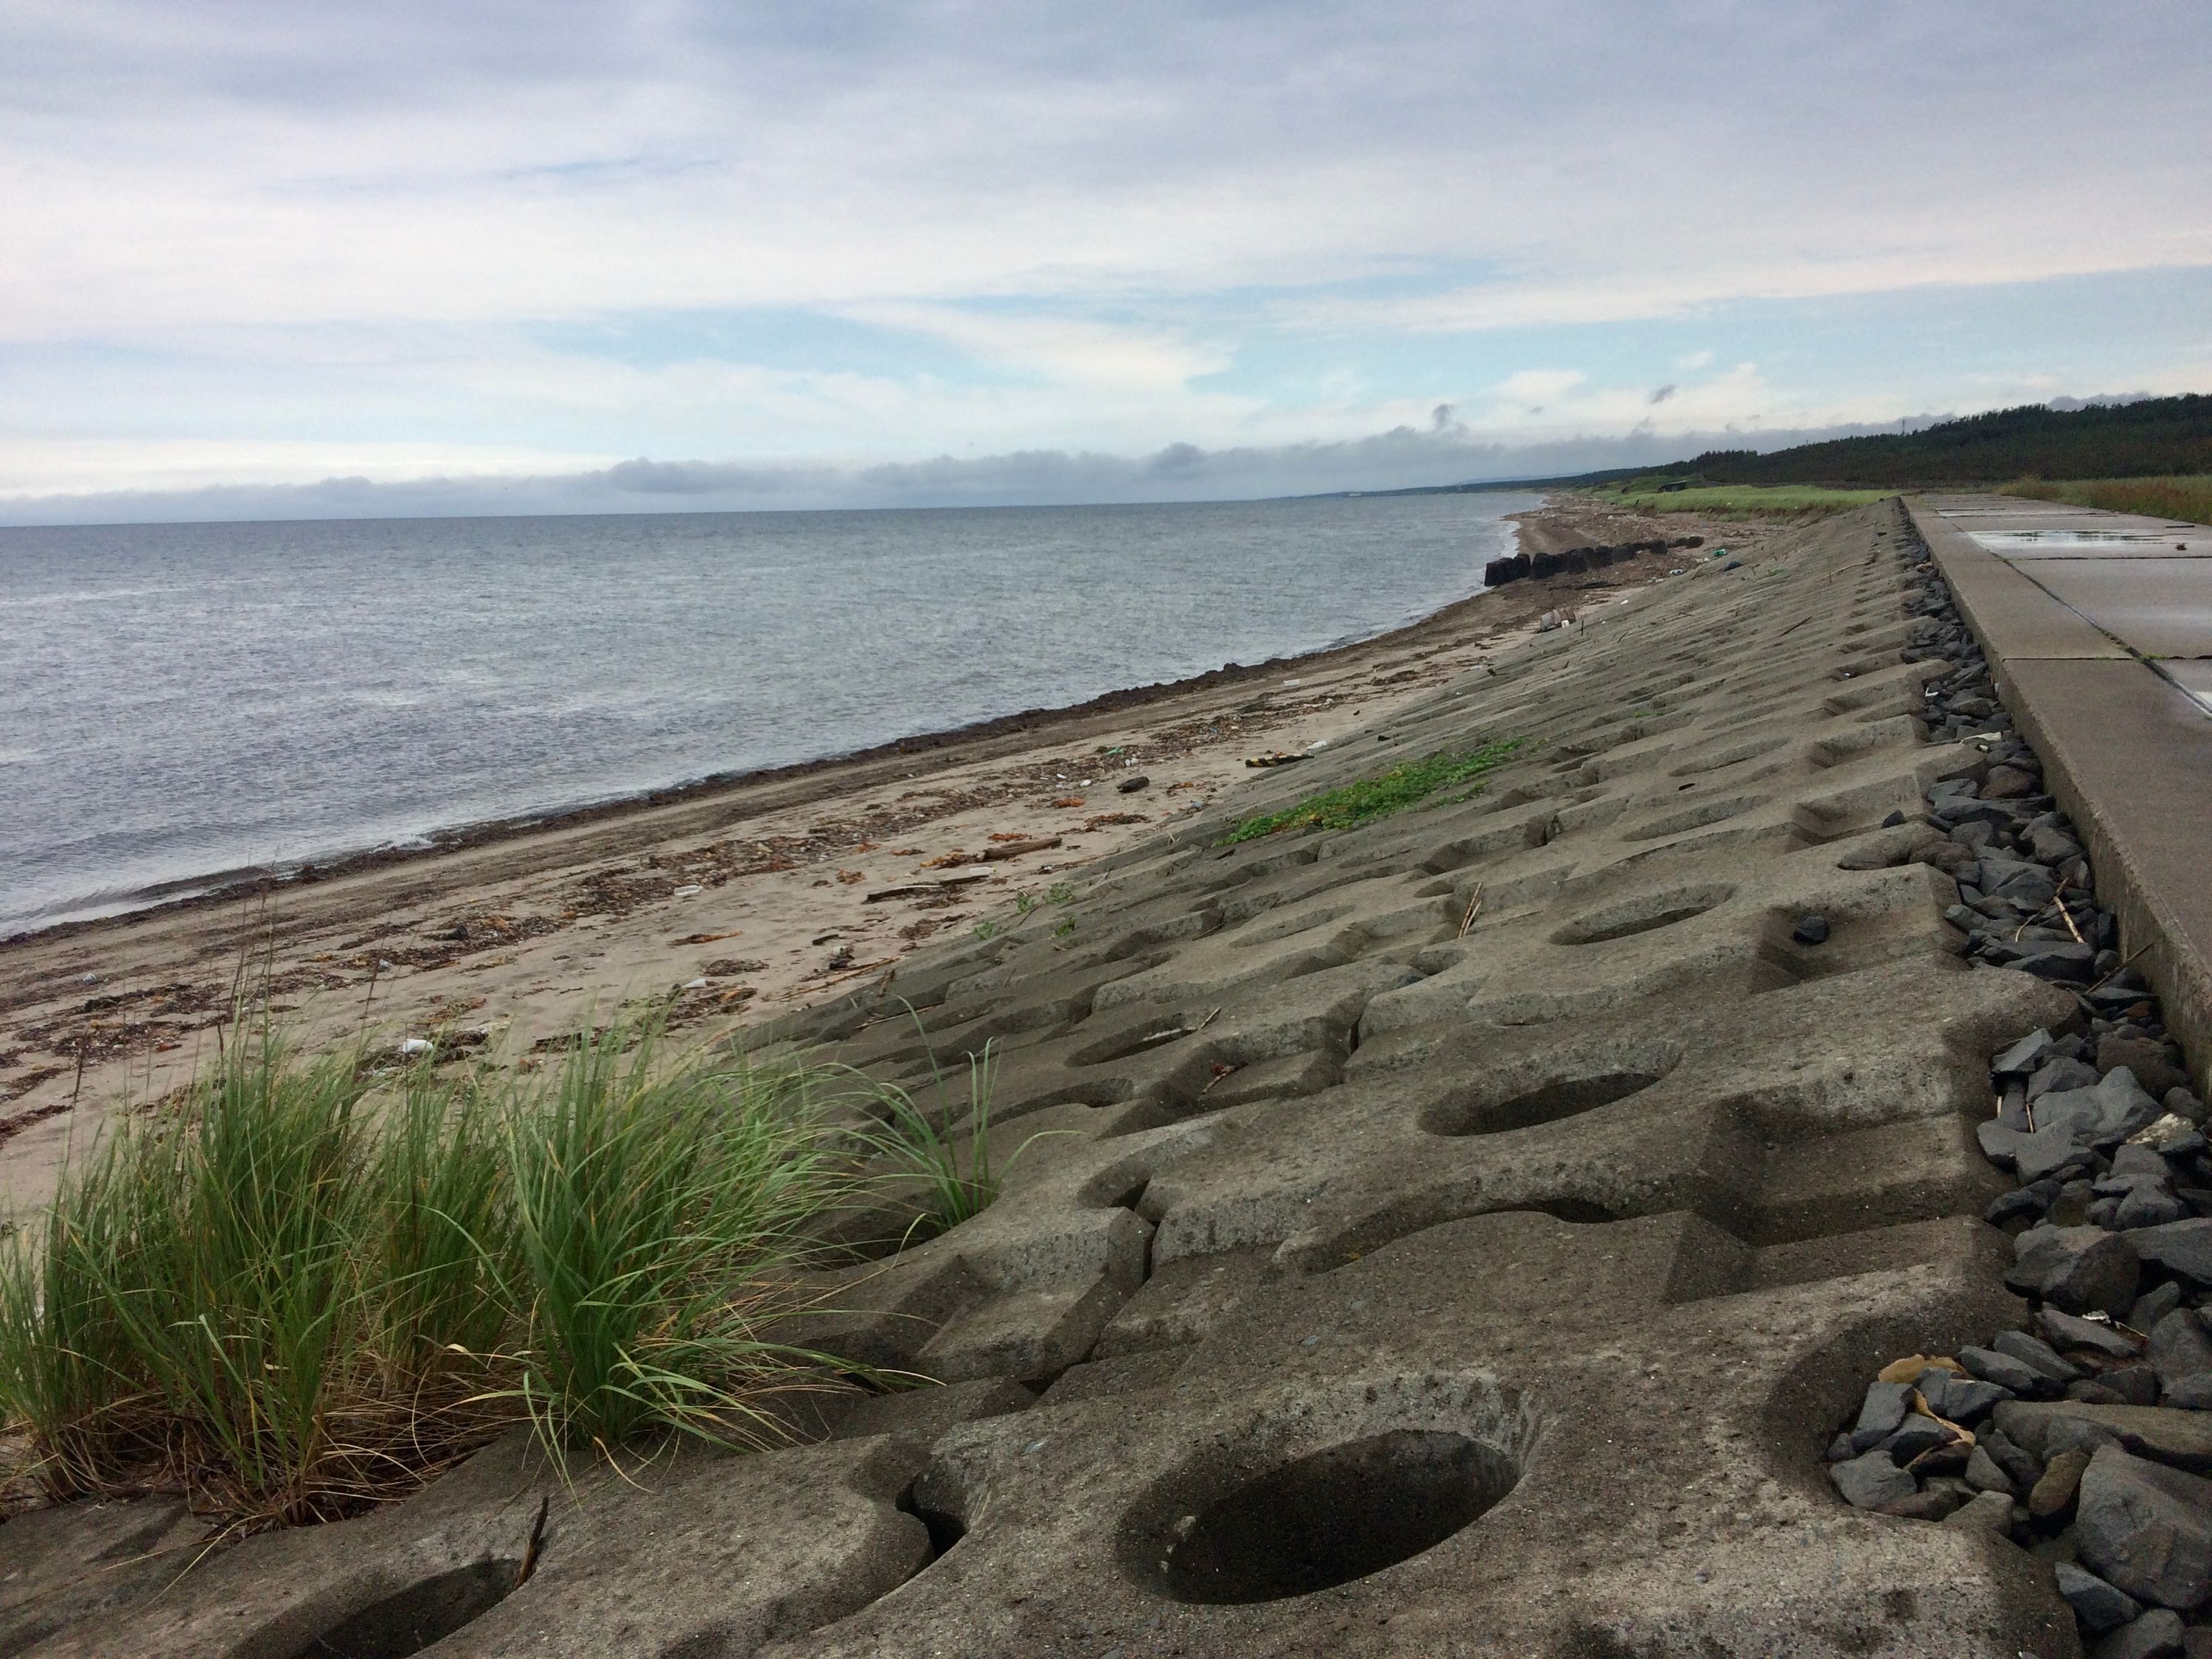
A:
[1651,394,2212,487]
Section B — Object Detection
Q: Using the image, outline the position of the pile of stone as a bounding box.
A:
[1481,535,1702,588]
[1825,549,2212,1658]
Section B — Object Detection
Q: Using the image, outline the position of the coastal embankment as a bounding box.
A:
[26,494,2210,1654]
[0,495,1761,1214]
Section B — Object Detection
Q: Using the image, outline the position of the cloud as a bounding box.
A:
[1649,383,1677,405]
[1,4,2209,500]
[0,410,1990,526]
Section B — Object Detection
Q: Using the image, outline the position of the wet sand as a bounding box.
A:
[0,497,1779,1212]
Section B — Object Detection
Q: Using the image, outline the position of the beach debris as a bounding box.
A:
[977,837,1062,863]
[836,869,866,883]
[865,872,995,902]
[1245,752,1308,768]
[398,1038,435,1058]
[1118,774,1150,793]
[1085,813,1147,830]
[1051,796,1086,808]
[681,978,709,991]
[676,931,738,945]
[671,884,703,897]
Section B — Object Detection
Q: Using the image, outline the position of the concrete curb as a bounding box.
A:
[1907,496,2212,1093]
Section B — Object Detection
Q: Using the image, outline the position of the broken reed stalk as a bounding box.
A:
[1458,883,1486,939]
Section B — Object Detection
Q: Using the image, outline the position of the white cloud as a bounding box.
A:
[1,1,2208,496]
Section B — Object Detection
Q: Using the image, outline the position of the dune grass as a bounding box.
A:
[1997,474,2212,527]
[1220,737,1529,844]
[0,1016,870,1530]
[1602,481,1891,518]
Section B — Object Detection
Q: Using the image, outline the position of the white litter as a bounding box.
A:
[672,884,703,897]
[682,977,709,990]
[398,1038,435,1058]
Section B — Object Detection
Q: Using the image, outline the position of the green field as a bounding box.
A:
[1601,481,1893,518]
[1997,474,2212,527]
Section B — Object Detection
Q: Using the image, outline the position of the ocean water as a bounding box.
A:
[0,493,1534,934]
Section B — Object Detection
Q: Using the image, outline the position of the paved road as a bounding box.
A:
[1919,493,2212,714]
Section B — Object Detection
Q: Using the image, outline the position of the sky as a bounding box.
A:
[3,0,2208,524]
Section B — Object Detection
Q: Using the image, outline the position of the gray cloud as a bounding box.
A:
[0,413,1973,527]
[1649,383,1677,405]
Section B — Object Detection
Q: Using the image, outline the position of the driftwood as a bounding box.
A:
[863,871,996,902]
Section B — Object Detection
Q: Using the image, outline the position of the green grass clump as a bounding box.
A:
[1997,474,2212,527]
[0,1016,860,1529]
[1220,738,1528,844]
[1601,482,1891,518]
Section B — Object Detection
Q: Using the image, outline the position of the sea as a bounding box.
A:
[0,493,1535,935]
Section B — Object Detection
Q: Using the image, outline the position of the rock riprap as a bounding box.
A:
[1820,548,2211,1659]
[11,503,2169,1656]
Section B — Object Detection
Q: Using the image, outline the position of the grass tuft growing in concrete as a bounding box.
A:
[0,1015,865,1530]
[1220,738,1528,844]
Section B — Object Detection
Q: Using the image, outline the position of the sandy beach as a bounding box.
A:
[0,496,1777,1213]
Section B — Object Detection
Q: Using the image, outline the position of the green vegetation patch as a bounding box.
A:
[1220,737,1529,844]
[1603,481,1891,519]
[0,1016,883,1528]
[1999,474,2212,529]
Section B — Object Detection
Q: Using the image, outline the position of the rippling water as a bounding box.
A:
[0,493,1533,933]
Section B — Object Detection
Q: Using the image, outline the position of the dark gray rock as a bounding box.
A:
[1790,914,1830,945]
[1880,1484,1964,1520]
[2015,945,2101,984]
[2095,1607,2185,1659]
[2105,1367,2163,1408]
[2033,1056,2106,1102]
[1947,1377,2014,1419]
[1980,851,2053,895]
[1940,1488,2014,1534]
[2167,1088,2209,1127]
[2017,1125,2098,1184]
[2115,1144,2175,1181]
[2077,1444,2212,1610]
[2043,1307,2149,1360]
[1979,1119,2027,1167]
[2122,1189,2192,1230]
[2150,1310,2212,1410]
[1964,1344,2050,1397]
[1116,774,1150,793]
[1882,1414,1955,1462]
[2135,1283,2188,1332]
[1996,1326,2090,1385]
[2029,824,2086,866]
[2000,1035,2062,1084]
[1830,1448,1917,1511]
[1996,1402,2212,1472]
[2074,1381,2135,1408]
[1988,1186,2051,1225]
[2102,1037,2191,1102]
[1826,1431,1854,1462]
[2009,1227,2141,1317]
[1965,1443,2016,1495]
[1850,1380,1912,1452]
[2131,1220,2212,1287]
[1981,1425,2044,1490]
[2056,1559,2143,1634]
